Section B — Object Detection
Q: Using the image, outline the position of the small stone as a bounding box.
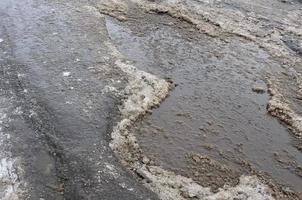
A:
[252,86,266,94]
[0,38,3,43]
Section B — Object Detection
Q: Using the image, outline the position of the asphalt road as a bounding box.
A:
[1,0,302,199]
[0,0,158,199]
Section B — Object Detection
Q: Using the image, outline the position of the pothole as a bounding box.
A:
[106,11,302,197]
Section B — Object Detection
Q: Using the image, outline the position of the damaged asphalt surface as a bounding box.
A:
[0,0,302,199]
[0,0,158,199]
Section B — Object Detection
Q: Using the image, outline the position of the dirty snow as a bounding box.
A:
[267,79,302,137]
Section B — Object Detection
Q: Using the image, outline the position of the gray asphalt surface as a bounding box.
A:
[0,0,158,199]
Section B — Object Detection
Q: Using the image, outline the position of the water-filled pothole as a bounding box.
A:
[106,13,302,194]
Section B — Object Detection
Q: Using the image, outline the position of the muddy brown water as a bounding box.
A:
[106,13,302,194]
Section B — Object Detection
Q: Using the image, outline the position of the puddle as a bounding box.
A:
[106,14,302,194]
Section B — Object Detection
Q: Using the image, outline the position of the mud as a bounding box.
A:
[185,154,241,192]
[104,2,302,198]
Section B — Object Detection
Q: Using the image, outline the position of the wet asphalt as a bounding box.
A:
[0,0,158,199]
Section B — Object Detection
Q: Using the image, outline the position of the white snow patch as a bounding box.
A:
[17,73,25,78]
[62,71,71,77]
[0,158,21,200]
